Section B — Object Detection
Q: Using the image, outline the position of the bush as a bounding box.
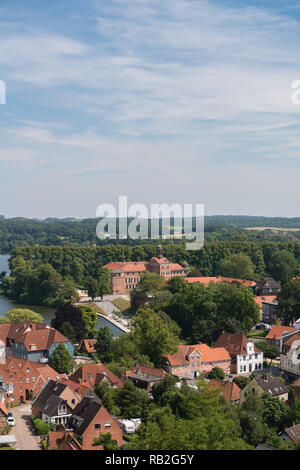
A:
[207,367,225,380]
[31,416,50,436]
[41,439,48,450]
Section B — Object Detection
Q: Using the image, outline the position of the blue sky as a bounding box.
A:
[1,0,300,218]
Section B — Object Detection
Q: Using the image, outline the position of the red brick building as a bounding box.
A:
[0,356,66,405]
[163,343,231,379]
[68,396,123,449]
[69,363,123,389]
[104,245,189,294]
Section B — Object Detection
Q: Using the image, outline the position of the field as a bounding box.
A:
[245,227,300,232]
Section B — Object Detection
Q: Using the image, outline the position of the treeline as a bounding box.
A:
[8,239,300,282]
[2,215,300,253]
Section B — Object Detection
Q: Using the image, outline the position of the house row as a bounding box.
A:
[0,355,67,406]
[32,378,123,450]
[163,332,264,378]
[208,372,288,405]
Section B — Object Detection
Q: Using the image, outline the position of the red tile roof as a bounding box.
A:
[186,276,256,287]
[254,295,277,309]
[165,343,230,366]
[215,332,261,357]
[208,379,241,402]
[80,339,97,353]
[123,365,168,379]
[0,322,70,351]
[69,363,123,388]
[104,261,147,273]
[266,325,294,341]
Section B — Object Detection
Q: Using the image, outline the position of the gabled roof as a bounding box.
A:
[0,322,71,352]
[80,339,97,354]
[69,363,123,388]
[41,394,72,417]
[284,423,300,443]
[208,380,241,402]
[266,325,294,341]
[32,379,67,411]
[254,374,288,397]
[215,332,261,357]
[123,365,168,380]
[68,396,102,437]
[48,428,83,450]
[165,343,230,366]
[185,276,256,287]
[103,261,147,273]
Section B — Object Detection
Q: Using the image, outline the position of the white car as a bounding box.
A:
[7,416,15,426]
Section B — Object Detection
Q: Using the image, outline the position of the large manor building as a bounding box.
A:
[104,245,189,294]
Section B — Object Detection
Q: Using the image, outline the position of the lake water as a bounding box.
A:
[0,254,124,336]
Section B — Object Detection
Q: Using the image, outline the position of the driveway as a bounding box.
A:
[9,403,40,450]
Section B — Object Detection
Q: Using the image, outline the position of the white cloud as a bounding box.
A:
[1,0,300,216]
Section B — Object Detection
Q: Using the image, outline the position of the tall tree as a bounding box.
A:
[49,342,73,374]
[51,302,86,343]
[218,253,256,280]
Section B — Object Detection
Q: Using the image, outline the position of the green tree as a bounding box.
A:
[255,342,280,364]
[233,376,250,390]
[51,302,86,343]
[207,367,225,380]
[0,308,44,324]
[79,305,98,338]
[268,249,298,282]
[278,279,300,325]
[218,253,256,280]
[49,342,73,374]
[137,272,166,293]
[95,326,114,360]
[93,432,120,450]
[116,380,148,419]
[132,308,180,366]
[59,321,76,344]
[84,276,100,301]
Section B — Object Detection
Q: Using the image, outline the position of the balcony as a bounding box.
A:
[39,357,48,363]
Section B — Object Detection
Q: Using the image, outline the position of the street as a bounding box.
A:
[9,403,40,451]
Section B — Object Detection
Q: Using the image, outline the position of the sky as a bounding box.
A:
[1,0,300,218]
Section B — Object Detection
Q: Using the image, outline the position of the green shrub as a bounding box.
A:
[31,416,50,436]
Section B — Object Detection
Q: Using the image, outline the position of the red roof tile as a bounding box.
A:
[266,325,294,341]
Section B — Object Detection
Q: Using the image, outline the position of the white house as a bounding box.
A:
[215,332,264,375]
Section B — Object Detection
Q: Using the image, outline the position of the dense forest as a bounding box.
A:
[6,239,300,282]
[1,215,300,253]
[1,238,300,312]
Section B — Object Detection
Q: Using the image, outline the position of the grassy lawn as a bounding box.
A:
[88,302,107,316]
[247,330,268,338]
[111,298,131,312]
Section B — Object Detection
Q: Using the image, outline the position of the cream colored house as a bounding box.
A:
[239,373,288,404]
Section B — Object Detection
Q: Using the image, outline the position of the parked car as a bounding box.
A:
[7,416,15,426]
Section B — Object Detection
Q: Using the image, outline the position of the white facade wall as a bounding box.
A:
[236,352,264,374]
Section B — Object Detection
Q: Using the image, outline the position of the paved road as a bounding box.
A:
[10,403,40,450]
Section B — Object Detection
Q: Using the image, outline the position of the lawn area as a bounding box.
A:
[111,298,131,312]
[247,330,268,338]
[88,302,107,316]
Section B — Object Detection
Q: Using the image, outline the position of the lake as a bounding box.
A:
[0,254,124,336]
